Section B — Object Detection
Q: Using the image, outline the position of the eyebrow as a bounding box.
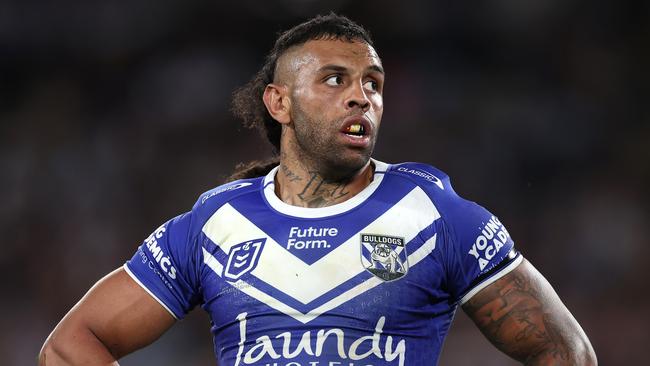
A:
[368,65,385,74]
[318,64,385,75]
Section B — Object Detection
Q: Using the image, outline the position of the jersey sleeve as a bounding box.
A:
[124,212,200,319]
[440,194,522,305]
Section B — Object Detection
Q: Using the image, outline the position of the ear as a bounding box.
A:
[263,83,291,125]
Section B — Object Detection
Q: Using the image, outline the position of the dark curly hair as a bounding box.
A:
[228,13,374,181]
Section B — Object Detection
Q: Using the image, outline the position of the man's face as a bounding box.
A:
[280,38,384,179]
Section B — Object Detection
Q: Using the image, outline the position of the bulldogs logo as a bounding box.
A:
[224,238,266,280]
[360,234,408,281]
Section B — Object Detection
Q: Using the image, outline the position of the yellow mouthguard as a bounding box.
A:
[347,124,362,133]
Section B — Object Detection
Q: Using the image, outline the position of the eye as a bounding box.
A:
[325,75,344,86]
[364,79,378,92]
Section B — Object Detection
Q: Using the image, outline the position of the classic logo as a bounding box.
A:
[201,182,253,204]
[396,166,444,190]
[224,238,266,280]
[360,234,408,281]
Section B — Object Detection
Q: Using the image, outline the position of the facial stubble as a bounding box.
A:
[289,99,375,182]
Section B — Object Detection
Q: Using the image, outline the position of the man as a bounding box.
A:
[40,13,597,365]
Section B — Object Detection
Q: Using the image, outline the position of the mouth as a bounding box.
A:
[340,116,372,139]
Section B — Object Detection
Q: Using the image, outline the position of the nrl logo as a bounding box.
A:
[360,234,408,281]
[224,238,266,280]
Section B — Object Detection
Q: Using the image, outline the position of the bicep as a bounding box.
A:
[462,258,595,365]
[51,267,176,360]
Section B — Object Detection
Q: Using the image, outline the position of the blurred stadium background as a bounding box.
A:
[1,0,648,364]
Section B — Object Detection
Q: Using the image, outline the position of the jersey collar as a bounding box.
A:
[262,159,389,218]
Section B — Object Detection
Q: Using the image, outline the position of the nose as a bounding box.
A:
[345,82,371,112]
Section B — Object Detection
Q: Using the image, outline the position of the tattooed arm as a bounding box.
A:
[462,258,597,365]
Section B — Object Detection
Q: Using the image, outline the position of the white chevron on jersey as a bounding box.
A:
[201,186,440,322]
[202,247,223,276]
[203,233,437,324]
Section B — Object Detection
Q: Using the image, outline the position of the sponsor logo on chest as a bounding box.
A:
[286,226,338,250]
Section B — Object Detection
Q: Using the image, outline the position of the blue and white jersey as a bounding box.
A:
[125,160,522,366]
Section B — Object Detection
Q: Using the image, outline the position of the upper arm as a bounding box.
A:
[462,258,597,365]
[43,267,176,363]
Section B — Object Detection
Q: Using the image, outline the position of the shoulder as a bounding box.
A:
[382,161,496,230]
[383,161,450,192]
[382,161,464,211]
[189,177,264,224]
[382,162,519,300]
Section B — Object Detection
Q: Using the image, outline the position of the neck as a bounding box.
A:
[274,154,374,208]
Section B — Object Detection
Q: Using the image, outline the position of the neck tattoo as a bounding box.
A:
[296,172,351,208]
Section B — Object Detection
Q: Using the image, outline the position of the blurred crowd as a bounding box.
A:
[1,0,648,365]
